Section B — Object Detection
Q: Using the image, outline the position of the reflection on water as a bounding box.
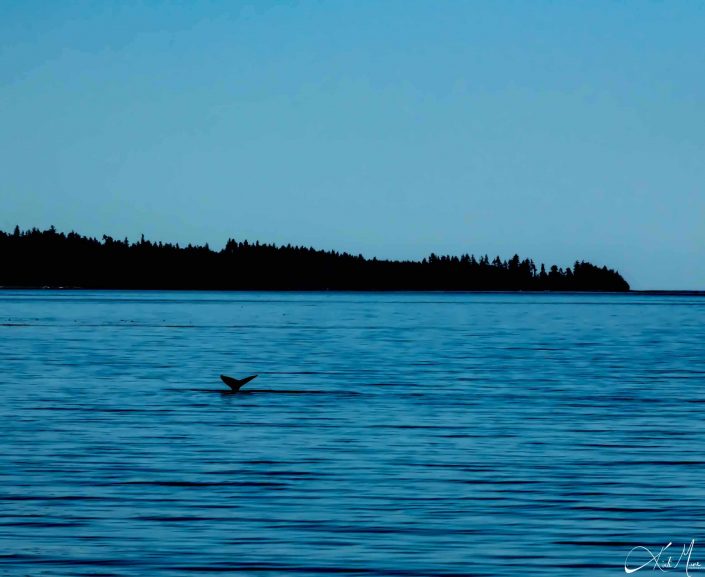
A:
[1,291,704,576]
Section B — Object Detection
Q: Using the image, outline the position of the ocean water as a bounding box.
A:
[1,290,704,576]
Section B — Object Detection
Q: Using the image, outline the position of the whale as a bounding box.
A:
[220,374,258,392]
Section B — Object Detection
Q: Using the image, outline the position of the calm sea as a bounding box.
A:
[1,290,704,576]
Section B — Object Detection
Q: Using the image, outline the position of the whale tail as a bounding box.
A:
[220,374,258,391]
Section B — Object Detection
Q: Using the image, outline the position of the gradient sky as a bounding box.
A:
[1,1,703,289]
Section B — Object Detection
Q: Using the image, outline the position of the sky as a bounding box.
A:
[1,1,703,289]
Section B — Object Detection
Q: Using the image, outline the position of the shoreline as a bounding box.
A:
[0,286,702,296]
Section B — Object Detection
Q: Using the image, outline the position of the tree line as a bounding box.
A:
[0,226,630,291]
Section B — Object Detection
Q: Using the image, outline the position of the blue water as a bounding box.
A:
[1,291,705,576]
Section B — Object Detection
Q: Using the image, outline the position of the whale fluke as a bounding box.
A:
[220,374,258,391]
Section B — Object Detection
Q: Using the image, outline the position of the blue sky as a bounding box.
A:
[1,1,703,289]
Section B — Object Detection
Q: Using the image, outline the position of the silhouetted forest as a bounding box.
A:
[0,226,630,291]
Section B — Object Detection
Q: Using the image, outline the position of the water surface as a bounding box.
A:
[1,291,704,576]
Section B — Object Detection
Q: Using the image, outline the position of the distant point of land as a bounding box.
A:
[0,226,630,292]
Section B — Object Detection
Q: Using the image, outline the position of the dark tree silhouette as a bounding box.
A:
[0,226,630,291]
